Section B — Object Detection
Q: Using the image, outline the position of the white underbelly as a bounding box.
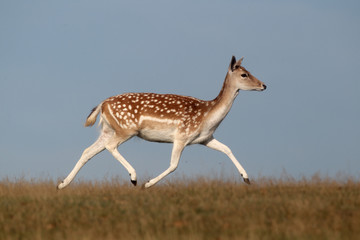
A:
[137,128,176,143]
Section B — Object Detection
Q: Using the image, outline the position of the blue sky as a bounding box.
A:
[1,1,359,183]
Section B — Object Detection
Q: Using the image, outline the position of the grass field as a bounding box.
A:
[0,176,359,240]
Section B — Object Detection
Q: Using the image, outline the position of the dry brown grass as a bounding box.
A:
[0,176,359,240]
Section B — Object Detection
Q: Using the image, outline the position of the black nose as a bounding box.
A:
[263,84,267,90]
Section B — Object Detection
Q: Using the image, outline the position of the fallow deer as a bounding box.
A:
[57,56,266,189]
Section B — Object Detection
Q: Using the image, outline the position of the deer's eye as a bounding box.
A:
[241,73,248,78]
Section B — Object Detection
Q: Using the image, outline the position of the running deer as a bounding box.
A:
[57,56,266,189]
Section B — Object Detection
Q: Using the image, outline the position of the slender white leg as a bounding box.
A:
[144,141,186,188]
[57,128,113,189]
[105,135,137,185]
[203,138,250,184]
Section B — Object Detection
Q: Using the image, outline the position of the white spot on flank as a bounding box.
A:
[128,105,132,110]
[107,104,120,126]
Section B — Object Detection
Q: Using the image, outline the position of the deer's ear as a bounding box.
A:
[229,56,236,72]
[231,57,245,71]
[236,57,244,66]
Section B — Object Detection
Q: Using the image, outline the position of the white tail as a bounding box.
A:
[84,105,102,127]
[57,56,266,189]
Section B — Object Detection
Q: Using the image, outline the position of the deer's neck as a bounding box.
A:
[205,74,239,130]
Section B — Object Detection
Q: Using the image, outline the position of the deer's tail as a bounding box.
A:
[84,103,102,127]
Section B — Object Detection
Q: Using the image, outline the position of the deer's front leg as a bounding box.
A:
[144,141,186,188]
[203,137,250,184]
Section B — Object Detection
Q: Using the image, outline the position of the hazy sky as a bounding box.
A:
[1,1,359,184]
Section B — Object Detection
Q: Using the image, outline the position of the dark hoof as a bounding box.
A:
[243,178,250,184]
[56,181,64,190]
[131,180,137,186]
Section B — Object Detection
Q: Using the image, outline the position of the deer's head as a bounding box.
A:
[228,56,266,91]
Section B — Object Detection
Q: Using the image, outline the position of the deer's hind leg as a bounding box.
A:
[57,124,114,190]
[105,130,138,186]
